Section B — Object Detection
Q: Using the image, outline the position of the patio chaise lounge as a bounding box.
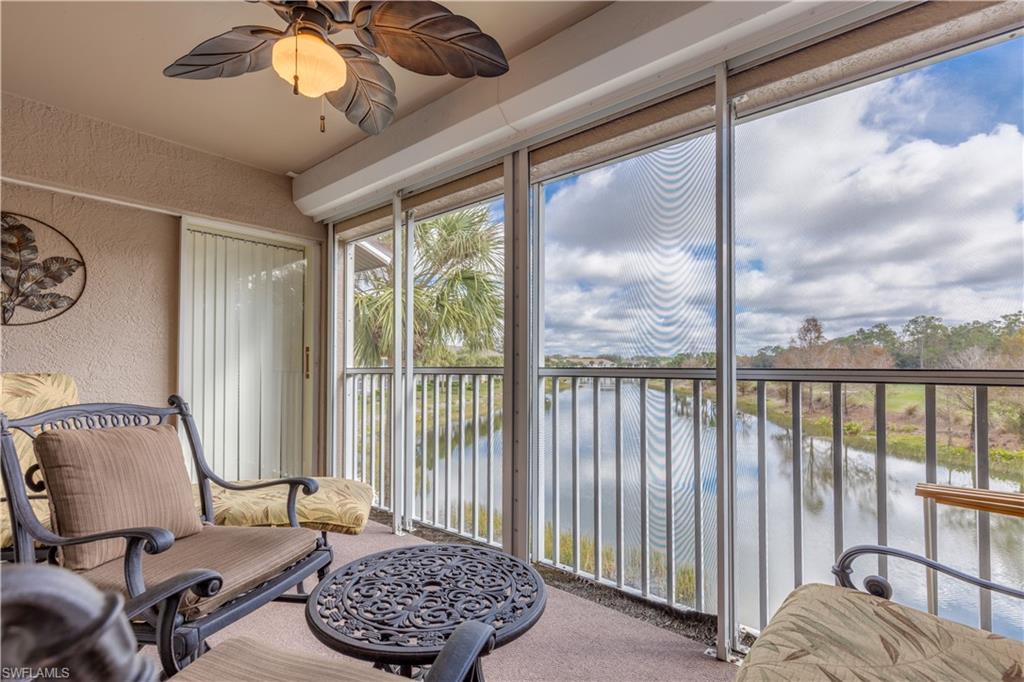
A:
[2,563,495,682]
[0,396,334,676]
[737,483,1024,681]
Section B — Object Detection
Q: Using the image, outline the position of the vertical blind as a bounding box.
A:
[182,229,307,480]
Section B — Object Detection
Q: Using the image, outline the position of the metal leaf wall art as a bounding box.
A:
[163,1,509,135]
[1,213,86,326]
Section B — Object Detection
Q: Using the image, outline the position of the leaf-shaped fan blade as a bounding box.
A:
[326,45,398,135]
[352,1,508,78]
[163,26,284,79]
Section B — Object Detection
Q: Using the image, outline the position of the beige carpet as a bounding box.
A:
[198,521,736,681]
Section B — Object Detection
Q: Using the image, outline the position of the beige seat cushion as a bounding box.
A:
[81,525,319,620]
[736,583,1024,682]
[174,637,395,682]
[198,477,373,535]
[34,424,203,570]
[0,372,80,472]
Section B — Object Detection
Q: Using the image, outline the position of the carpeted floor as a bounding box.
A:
[201,522,736,681]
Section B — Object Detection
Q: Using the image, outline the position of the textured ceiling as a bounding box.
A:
[1,1,608,175]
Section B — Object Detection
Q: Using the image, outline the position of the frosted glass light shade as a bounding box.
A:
[272,33,347,98]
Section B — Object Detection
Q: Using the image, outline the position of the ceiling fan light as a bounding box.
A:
[271,31,347,98]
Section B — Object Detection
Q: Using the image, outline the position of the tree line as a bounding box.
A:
[744,312,1023,370]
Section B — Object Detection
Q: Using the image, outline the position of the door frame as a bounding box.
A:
[177,215,322,477]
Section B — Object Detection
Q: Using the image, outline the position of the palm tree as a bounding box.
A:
[353,205,503,367]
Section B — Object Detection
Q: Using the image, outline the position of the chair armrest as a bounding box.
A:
[123,568,223,620]
[425,621,495,682]
[43,526,175,554]
[38,526,175,600]
[915,483,1024,518]
[833,544,1024,601]
[208,476,319,527]
[122,568,223,677]
[214,477,319,495]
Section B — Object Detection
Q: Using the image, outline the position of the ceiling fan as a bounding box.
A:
[163,0,509,135]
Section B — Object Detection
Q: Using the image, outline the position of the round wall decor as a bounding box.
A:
[1,212,87,326]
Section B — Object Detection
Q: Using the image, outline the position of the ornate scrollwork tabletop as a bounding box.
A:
[306,544,547,667]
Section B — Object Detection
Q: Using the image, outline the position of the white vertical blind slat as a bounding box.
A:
[183,229,306,482]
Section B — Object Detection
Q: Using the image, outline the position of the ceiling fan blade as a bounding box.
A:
[352,1,508,78]
[163,26,284,79]
[326,45,397,135]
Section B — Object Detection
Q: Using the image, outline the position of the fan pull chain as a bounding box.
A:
[292,23,299,95]
[320,96,326,133]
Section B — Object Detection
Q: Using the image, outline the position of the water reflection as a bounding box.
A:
[419,379,1023,638]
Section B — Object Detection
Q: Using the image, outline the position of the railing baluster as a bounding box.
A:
[875,384,888,578]
[572,377,580,573]
[791,381,803,587]
[446,376,452,529]
[665,379,675,605]
[924,384,937,614]
[593,378,602,582]
[552,377,561,565]
[421,374,427,521]
[372,374,380,501]
[473,374,481,540]
[433,376,440,526]
[381,376,389,510]
[359,376,366,484]
[615,378,624,589]
[640,377,650,597]
[975,385,991,631]
[458,375,466,535]
[832,382,844,561]
[756,380,766,629]
[488,375,495,545]
[693,380,704,614]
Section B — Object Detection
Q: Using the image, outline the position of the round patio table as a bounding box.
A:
[306,543,547,678]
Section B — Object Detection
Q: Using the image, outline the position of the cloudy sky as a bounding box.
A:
[540,37,1023,358]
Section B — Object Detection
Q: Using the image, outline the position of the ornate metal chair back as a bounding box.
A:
[0,395,219,563]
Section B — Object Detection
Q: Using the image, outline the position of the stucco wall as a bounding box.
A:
[1,93,322,241]
[0,93,325,413]
[1,183,178,404]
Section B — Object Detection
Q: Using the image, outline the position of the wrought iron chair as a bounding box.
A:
[0,395,334,677]
[737,483,1024,681]
[1,563,496,682]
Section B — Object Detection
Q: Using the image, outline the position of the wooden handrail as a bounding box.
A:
[915,483,1024,518]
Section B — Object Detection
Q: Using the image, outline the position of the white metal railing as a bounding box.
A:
[344,366,1023,639]
[535,367,1023,641]
[346,367,503,546]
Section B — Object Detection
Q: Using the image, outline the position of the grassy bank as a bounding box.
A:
[735,393,1023,483]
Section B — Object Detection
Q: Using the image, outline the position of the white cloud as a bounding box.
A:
[541,61,1023,357]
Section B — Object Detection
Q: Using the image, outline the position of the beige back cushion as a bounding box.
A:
[34,424,202,570]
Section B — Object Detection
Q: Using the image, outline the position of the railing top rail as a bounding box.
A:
[347,366,1022,385]
[735,368,1023,386]
[539,367,715,380]
[345,367,503,376]
[539,367,1022,386]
